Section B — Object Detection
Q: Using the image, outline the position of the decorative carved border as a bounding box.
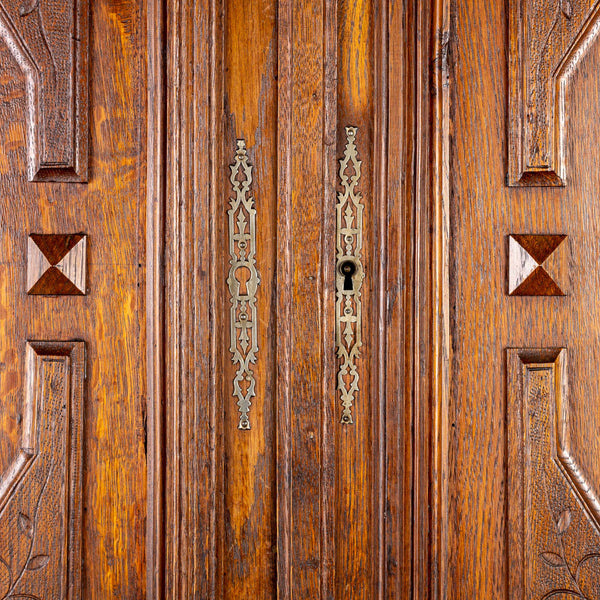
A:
[227,139,260,430]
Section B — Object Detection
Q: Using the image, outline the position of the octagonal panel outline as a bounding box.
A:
[0,344,38,514]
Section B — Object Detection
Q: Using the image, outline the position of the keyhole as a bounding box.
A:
[340,260,357,291]
[235,266,251,296]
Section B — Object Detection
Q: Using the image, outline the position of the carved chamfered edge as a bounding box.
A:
[508,1,600,186]
[0,341,84,599]
[507,348,600,599]
[0,0,89,182]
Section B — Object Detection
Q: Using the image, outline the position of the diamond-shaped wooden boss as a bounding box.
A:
[508,234,567,296]
[27,234,87,295]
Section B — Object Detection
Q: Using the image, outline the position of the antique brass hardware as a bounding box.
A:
[335,127,364,425]
[227,140,260,430]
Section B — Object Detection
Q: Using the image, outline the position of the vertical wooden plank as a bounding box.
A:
[289,0,327,595]
[429,0,450,597]
[321,0,337,596]
[146,0,165,596]
[220,0,278,596]
[411,0,451,597]
[384,0,416,597]
[162,0,220,597]
[276,0,293,596]
[335,1,378,597]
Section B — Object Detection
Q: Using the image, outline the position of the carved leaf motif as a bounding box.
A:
[26,554,49,571]
[0,557,10,597]
[540,551,567,567]
[540,591,585,600]
[17,513,33,539]
[557,509,572,534]
[18,0,39,16]
[560,0,573,18]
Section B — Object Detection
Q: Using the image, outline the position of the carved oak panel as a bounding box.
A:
[0,341,84,600]
[509,0,600,186]
[0,0,88,181]
[507,349,600,600]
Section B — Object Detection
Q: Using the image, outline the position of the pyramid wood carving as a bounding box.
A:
[27,234,87,295]
[508,234,567,296]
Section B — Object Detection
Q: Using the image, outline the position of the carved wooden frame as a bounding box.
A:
[507,349,600,598]
[508,0,600,186]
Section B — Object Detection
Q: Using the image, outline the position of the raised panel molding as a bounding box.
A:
[0,0,88,182]
[0,341,84,600]
[507,349,600,599]
[509,0,600,186]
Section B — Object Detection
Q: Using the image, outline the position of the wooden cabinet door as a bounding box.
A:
[439,0,600,597]
[0,0,147,598]
[0,0,414,597]
[156,1,415,598]
[13,1,585,598]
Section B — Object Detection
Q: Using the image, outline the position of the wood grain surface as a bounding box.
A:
[0,0,146,598]
[158,0,416,598]
[6,0,582,598]
[448,0,600,597]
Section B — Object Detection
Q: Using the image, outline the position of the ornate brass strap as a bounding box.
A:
[227,140,260,430]
[336,126,364,425]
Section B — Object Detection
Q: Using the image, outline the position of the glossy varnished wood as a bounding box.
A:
[447,0,600,596]
[0,0,146,597]
[0,0,453,597]
[158,0,417,598]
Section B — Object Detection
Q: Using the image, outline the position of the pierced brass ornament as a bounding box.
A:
[335,126,364,425]
[227,140,260,430]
